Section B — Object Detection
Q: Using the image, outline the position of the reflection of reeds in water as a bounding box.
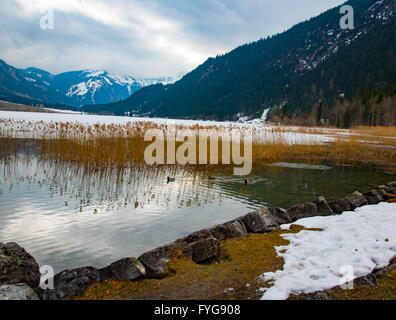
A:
[0,154,230,214]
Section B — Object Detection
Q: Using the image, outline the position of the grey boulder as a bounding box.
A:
[0,242,40,288]
[323,192,369,214]
[287,202,318,221]
[328,198,353,214]
[269,207,292,225]
[306,291,333,300]
[0,283,39,300]
[139,233,221,279]
[363,190,386,205]
[353,273,377,288]
[186,229,214,243]
[345,191,368,209]
[110,257,146,281]
[138,242,185,279]
[98,266,114,282]
[39,266,100,300]
[183,237,220,263]
[208,219,248,241]
[242,207,279,233]
[314,196,334,216]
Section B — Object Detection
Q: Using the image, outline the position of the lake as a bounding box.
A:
[0,154,394,273]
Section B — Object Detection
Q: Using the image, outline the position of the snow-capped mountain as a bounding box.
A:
[0,62,67,106]
[19,67,174,107]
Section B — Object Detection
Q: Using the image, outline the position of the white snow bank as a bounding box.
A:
[0,111,337,145]
[0,110,241,127]
[43,108,83,114]
[261,202,396,300]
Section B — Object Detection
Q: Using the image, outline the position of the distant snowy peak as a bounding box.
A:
[19,67,175,107]
[84,70,106,78]
[68,69,173,97]
[81,69,173,86]
[78,69,173,94]
[135,77,175,87]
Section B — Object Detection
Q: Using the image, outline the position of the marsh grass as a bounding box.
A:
[1,119,395,173]
[353,126,396,138]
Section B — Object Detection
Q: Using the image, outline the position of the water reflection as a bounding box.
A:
[0,155,263,272]
[0,155,394,273]
[1,156,227,214]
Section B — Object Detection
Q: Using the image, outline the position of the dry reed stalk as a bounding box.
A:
[1,120,395,173]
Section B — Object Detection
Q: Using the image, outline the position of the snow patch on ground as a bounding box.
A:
[261,202,396,300]
[43,108,83,114]
[0,110,339,145]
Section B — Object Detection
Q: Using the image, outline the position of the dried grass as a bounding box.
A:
[1,119,395,173]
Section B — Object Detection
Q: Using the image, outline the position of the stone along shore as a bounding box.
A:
[1,182,396,300]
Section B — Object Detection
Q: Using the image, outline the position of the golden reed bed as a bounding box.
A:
[0,118,395,173]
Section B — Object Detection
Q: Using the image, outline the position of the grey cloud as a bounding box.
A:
[0,0,345,77]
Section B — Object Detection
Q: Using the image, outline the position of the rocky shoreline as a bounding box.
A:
[1,181,395,300]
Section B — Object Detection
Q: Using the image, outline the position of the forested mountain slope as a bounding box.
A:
[86,0,395,124]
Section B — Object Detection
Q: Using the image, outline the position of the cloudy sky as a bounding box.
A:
[0,0,345,78]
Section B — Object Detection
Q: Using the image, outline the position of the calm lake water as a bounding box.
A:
[0,155,394,273]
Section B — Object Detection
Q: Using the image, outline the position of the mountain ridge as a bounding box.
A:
[0,59,174,108]
[84,0,396,122]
